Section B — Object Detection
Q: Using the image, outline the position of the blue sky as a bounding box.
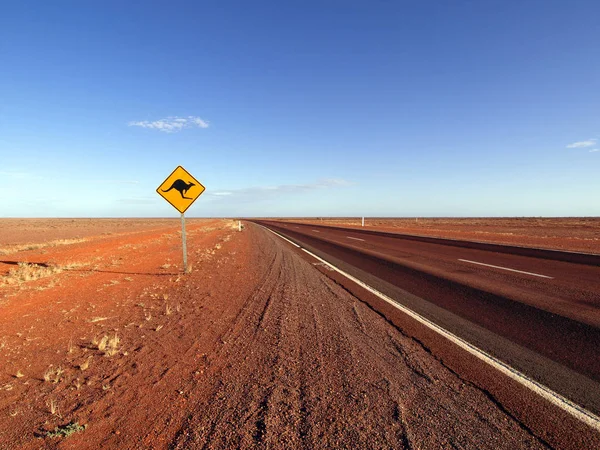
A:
[1,0,599,218]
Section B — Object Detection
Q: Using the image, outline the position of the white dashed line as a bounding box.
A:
[312,230,320,233]
[458,259,553,279]
[347,236,365,242]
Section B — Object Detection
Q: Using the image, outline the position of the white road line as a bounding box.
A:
[264,227,300,248]
[312,230,320,233]
[263,226,600,432]
[347,236,365,242]
[458,259,554,279]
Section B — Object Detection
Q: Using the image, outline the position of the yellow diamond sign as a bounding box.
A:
[156,166,205,214]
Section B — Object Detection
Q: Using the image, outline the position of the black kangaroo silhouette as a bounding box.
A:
[162,179,196,199]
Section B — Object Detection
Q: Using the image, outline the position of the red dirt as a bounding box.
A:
[0,218,181,246]
[0,219,581,448]
[280,217,600,254]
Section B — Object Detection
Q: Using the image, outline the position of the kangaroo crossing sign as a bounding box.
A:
[156,166,205,213]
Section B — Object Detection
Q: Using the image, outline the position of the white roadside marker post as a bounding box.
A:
[362,217,365,227]
[181,213,188,273]
[239,220,242,232]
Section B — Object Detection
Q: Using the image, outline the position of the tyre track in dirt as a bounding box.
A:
[170,223,546,449]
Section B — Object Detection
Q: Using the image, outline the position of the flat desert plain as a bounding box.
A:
[0,218,596,449]
[280,217,600,254]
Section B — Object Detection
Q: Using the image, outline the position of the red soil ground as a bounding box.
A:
[0,219,595,449]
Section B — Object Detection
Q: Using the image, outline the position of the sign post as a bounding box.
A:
[156,166,205,273]
[181,213,188,272]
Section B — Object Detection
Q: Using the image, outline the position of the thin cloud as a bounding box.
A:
[89,179,140,184]
[0,170,34,179]
[128,116,209,133]
[589,149,600,153]
[566,139,597,148]
[118,196,157,204]
[207,178,354,199]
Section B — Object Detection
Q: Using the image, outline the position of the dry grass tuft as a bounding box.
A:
[93,333,120,356]
[225,220,239,230]
[43,366,64,384]
[44,421,87,438]
[104,333,120,357]
[1,263,62,286]
[15,370,24,378]
[92,335,109,352]
[79,356,92,371]
[165,305,172,316]
[61,261,86,270]
[46,398,61,417]
[0,238,86,256]
[90,317,108,323]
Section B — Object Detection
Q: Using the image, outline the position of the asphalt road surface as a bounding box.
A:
[251,220,600,448]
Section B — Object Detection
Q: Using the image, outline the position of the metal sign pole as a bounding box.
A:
[181,212,188,273]
[156,165,205,274]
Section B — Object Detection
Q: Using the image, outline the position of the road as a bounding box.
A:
[252,219,600,446]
